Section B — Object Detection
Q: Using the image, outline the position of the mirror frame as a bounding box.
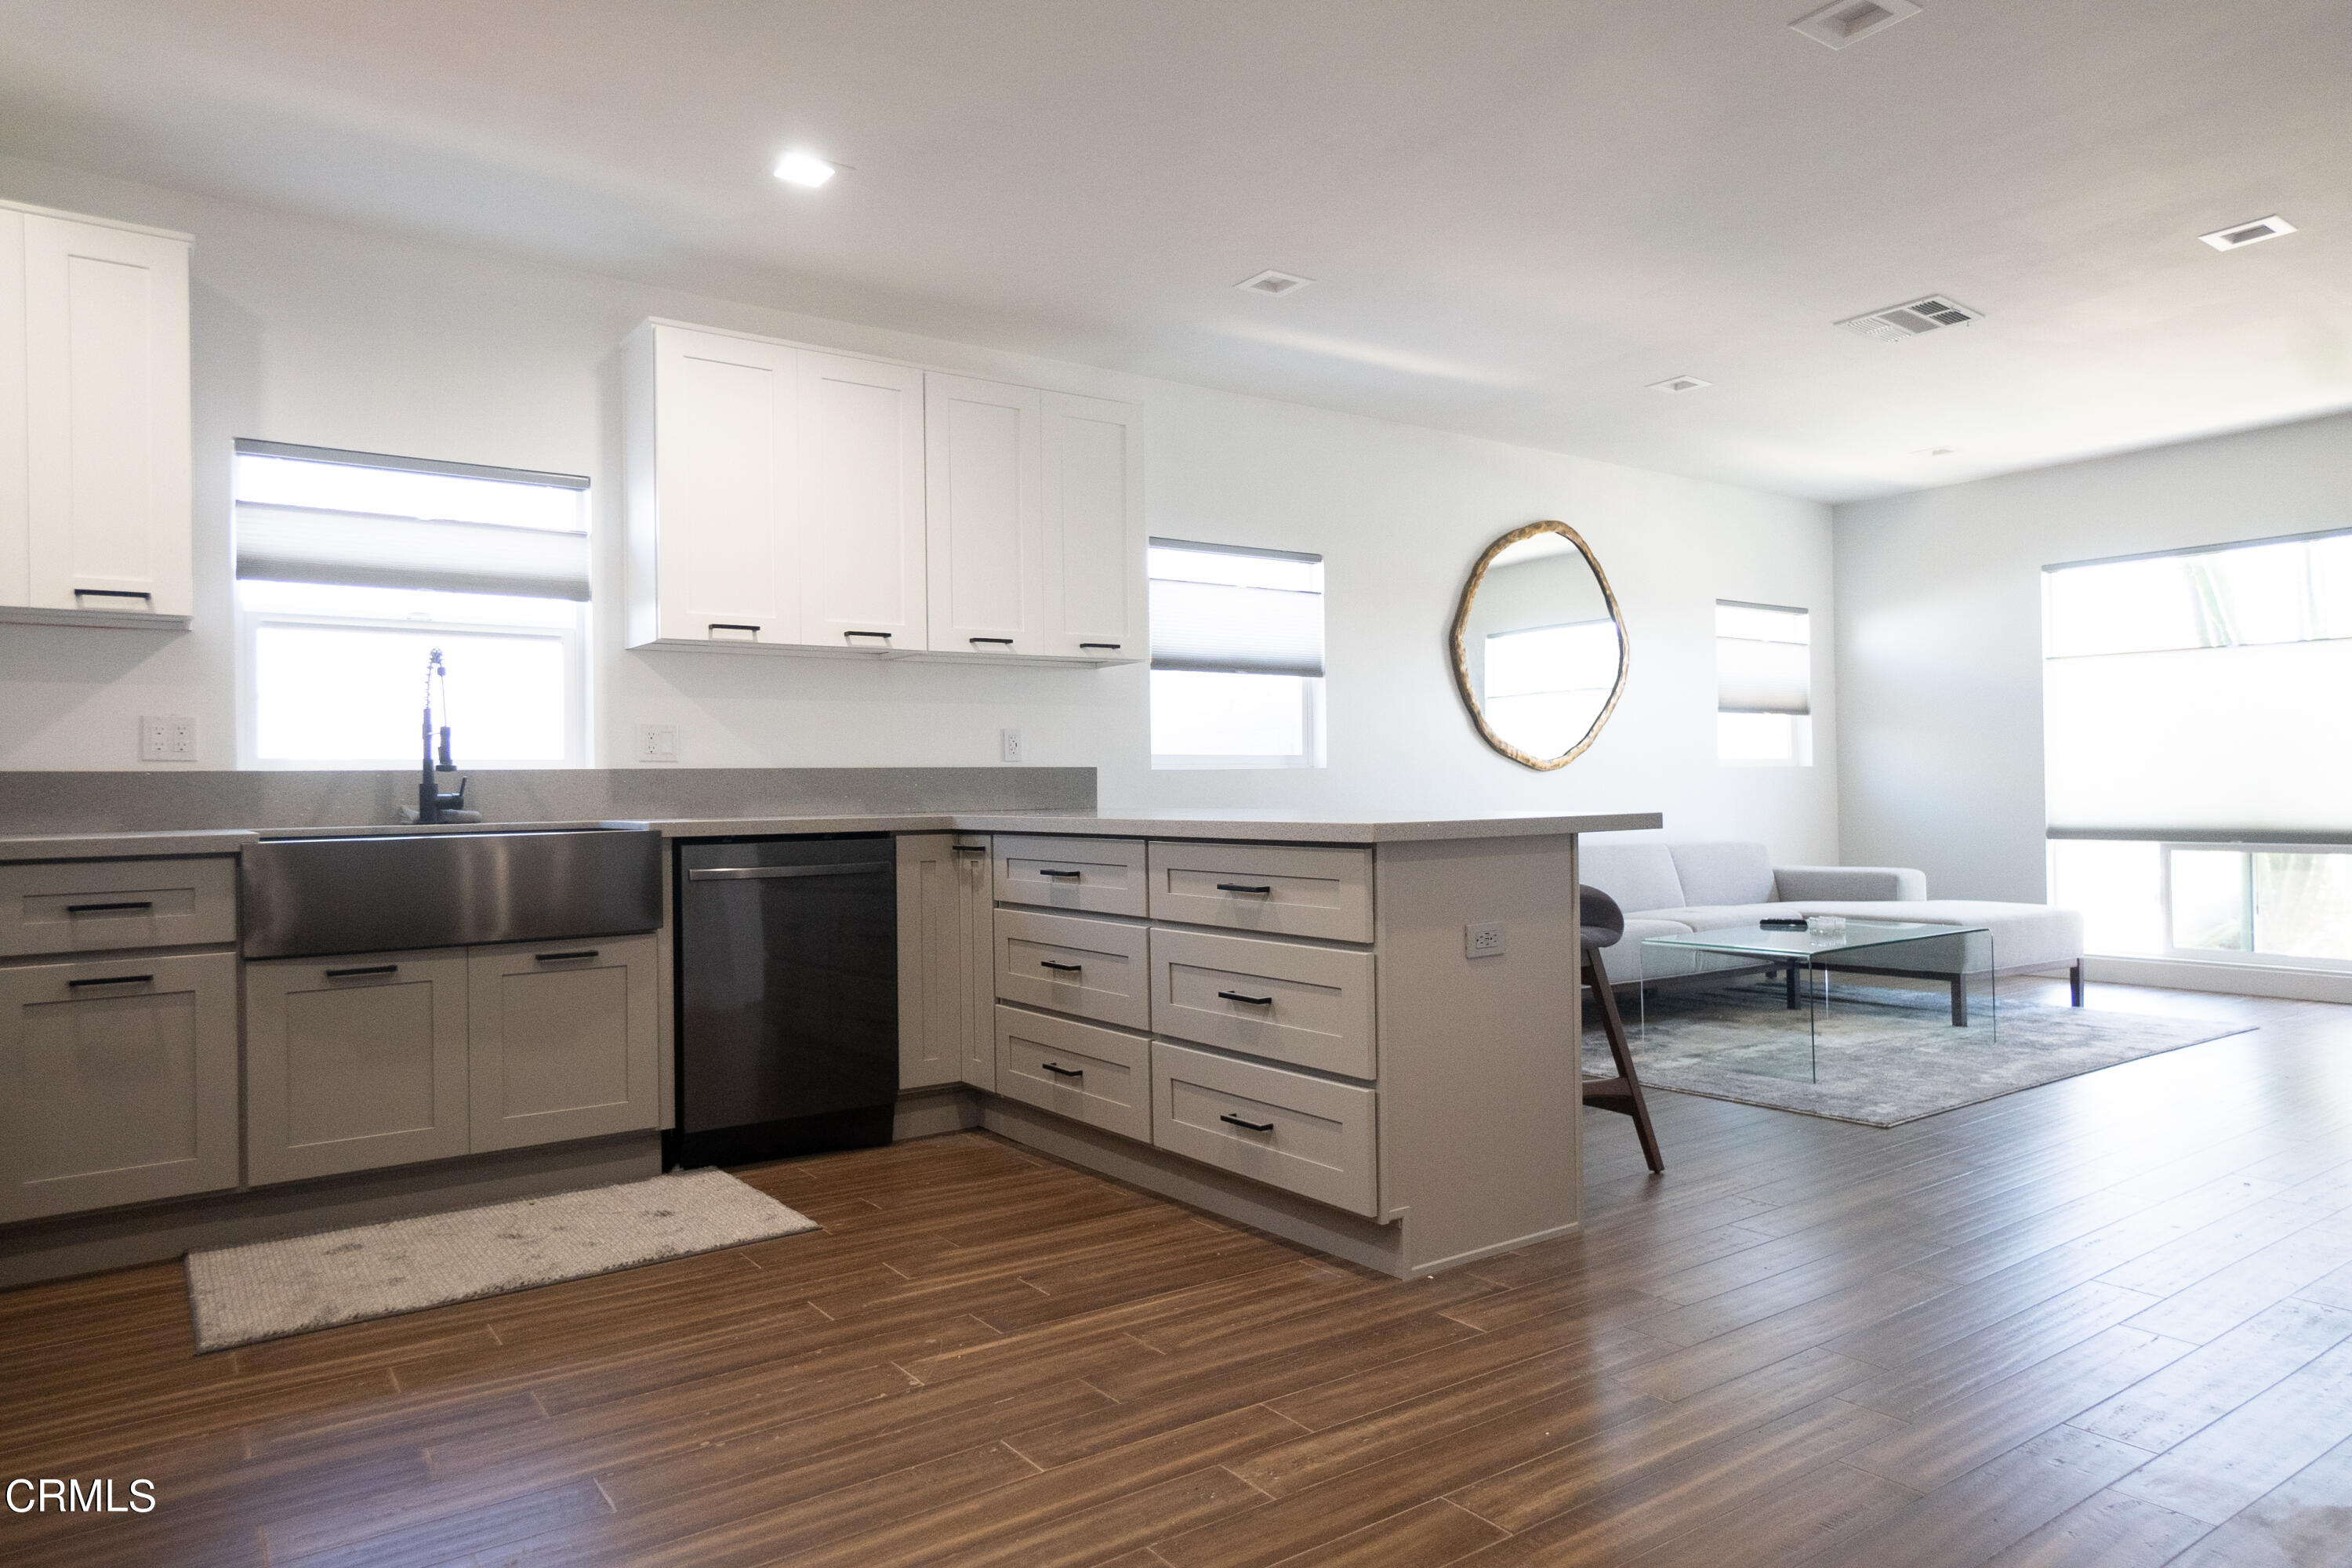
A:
[1449,520,1630,771]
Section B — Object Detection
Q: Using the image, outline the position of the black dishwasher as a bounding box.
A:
[670,835,897,1168]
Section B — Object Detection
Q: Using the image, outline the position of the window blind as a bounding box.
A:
[1716,602,1810,715]
[1148,539,1324,678]
[231,441,590,601]
[2045,532,2352,835]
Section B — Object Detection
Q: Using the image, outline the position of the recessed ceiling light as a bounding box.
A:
[1647,375,1711,394]
[1236,269,1313,297]
[772,151,837,188]
[1790,0,1922,50]
[2198,216,2295,251]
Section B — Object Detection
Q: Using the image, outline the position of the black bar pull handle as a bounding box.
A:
[844,630,893,642]
[951,844,988,855]
[1220,1113,1276,1133]
[68,973,154,989]
[65,901,155,915]
[1218,990,1276,1007]
[708,622,760,634]
[535,949,600,963]
[1080,642,1120,651]
[1214,883,1273,895]
[1039,959,1083,973]
[74,589,153,602]
[1040,1062,1083,1078]
[325,964,400,979]
[968,637,1014,646]
[1039,869,1082,880]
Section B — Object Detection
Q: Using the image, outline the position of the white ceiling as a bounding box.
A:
[0,0,2345,502]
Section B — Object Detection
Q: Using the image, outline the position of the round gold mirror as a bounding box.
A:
[1450,521,1628,771]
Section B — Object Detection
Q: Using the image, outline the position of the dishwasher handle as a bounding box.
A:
[688,862,893,881]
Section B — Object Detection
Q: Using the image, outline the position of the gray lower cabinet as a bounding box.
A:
[897,833,994,1091]
[468,935,660,1152]
[244,949,470,1185]
[0,952,239,1222]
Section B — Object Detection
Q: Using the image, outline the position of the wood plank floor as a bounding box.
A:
[5,978,2352,1566]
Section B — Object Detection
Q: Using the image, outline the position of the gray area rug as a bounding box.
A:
[184,1170,818,1352]
[1585,982,2254,1128]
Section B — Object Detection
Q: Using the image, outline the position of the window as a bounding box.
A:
[1149,539,1324,769]
[2044,532,2352,969]
[233,441,591,769]
[1716,601,1811,764]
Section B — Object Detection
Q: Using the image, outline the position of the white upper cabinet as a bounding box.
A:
[926,374,1042,656]
[1041,392,1145,660]
[0,200,194,626]
[798,350,927,651]
[642,325,798,645]
[626,318,1142,664]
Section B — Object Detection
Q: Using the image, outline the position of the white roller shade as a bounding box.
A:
[1717,637,1811,714]
[234,503,592,601]
[1148,541,1324,677]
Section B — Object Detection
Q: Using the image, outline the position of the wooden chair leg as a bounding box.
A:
[1581,944,1664,1174]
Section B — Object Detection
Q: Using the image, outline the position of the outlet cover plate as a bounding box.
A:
[1001,728,1025,764]
[140,716,195,763]
[637,724,680,764]
[1465,921,1505,958]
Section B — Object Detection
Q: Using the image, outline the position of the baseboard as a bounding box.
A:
[0,1133,664,1290]
[2083,955,2352,1004]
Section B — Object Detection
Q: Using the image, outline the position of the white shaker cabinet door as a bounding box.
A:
[0,206,24,609]
[925,374,1043,656]
[797,350,927,652]
[1040,392,1144,661]
[22,214,192,619]
[651,325,797,645]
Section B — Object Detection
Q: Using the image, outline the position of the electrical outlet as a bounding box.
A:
[140,716,195,763]
[1001,728,1025,764]
[1465,921,1505,959]
[637,724,680,764]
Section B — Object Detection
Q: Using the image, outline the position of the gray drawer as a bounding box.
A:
[1151,1040,1377,1217]
[1149,926,1375,1079]
[994,1004,1150,1143]
[994,907,1150,1031]
[0,857,237,956]
[1146,841,1373,942]
[994,835,1149,918]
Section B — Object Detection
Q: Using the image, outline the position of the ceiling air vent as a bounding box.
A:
[1647,375,1711,394]
[2199,216,2296,251]
[1236,269,1313,296]
[1835,295,1981,343]
[1790,0,1922,49]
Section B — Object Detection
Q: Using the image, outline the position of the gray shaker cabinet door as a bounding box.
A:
[244,949,470,1186]
[895,833,996,1093]
[467,933,660,1152]
[0,952,238,1221]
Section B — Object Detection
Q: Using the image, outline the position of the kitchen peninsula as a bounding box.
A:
[0,768,1657,1284]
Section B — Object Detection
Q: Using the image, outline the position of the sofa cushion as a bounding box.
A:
[1653,903,1811,934]
[1669,842,1777,907]
[1792,900,2086,971]
[1773,865,1928,902]
[1578,842,1686,920]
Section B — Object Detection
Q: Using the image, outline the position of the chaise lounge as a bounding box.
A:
[1578,840,2086,1005]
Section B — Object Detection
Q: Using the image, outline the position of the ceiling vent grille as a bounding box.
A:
[2199,216,2296,251]
[1790,0,1922,49]
[1236,269,1313,296]
[1835,295,1981,343]
[1647,375,1711,394]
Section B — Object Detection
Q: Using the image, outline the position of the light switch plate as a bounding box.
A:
[637,724,680,764]
[140,716,195,763]
[1001,728,1025,764]
[1465,921,1505,958]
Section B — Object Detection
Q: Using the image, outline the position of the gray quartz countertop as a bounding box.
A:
[0,808,1661,862]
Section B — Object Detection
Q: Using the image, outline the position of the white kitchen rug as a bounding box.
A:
[184,1169,818,1352]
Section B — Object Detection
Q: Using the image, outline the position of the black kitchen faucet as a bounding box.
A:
[417,646,467,824]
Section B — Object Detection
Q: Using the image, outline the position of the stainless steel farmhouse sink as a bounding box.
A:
[241,828,664,960]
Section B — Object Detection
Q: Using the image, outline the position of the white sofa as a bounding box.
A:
[1579,840,2085,1002]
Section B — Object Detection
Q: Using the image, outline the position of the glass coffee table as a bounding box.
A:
[1639,920,1995,1083]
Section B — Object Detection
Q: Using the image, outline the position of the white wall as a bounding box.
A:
[0,153,1838,855]
[1835,408,2352,902]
